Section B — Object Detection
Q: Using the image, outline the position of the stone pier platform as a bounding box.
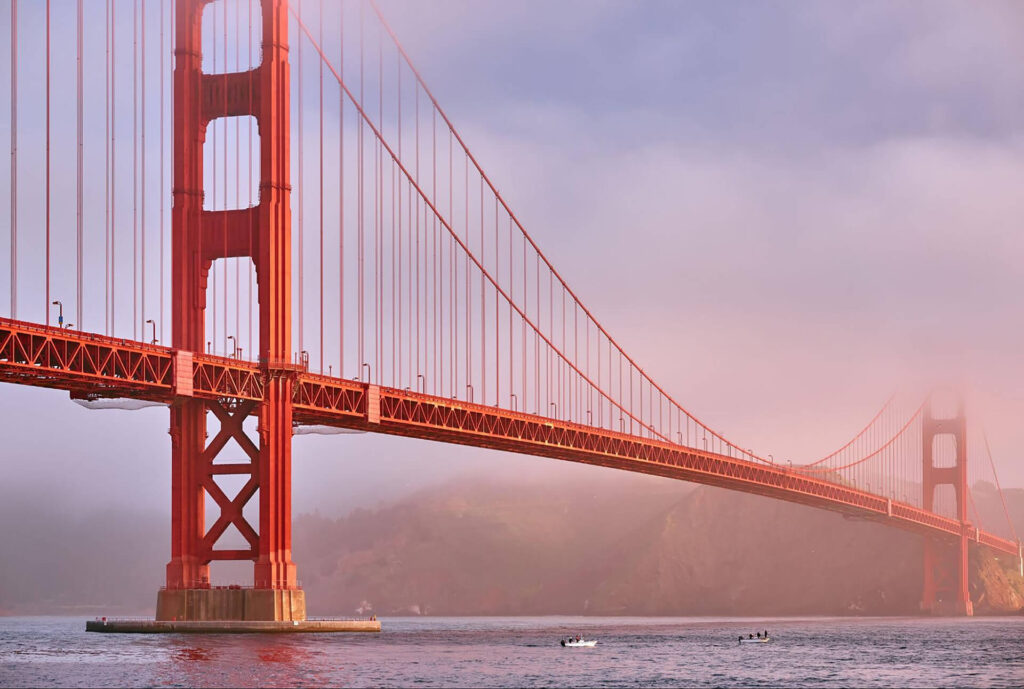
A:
[86,618,381,633]
[85,587,381,633]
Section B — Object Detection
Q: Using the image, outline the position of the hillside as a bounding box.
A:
[1,473,1021,616]
[293,474,1024,616]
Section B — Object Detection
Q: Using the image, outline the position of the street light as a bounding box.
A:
[550,402,558,419]
[145,319,157,344]
[417,373,425,393]
[51,300,63,327]
[227,335,237,358]
[360,362,371,381]
[466,384,474,402]
[510,393,518,411]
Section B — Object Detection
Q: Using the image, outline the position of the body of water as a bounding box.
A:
[1,616,1021,687]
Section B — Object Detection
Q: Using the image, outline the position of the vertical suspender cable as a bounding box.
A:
[338,2,344,376]
[494,197,498,404]
[141,0,147,337]
[297,0,304,360]
[319,0,324,373]
[433,112,439,393]
[377,26,383,382]
[476,175,482,403]
[132,0,138,339]
[160,0,166,343]
[221,0,227,353]
[9,0,16,319]
[211,6,217,351]
[234,0,240,355]
[465,154,469,393]
[357,0,364,377]
[396,50,402,387]
[448,130,453,396]
[45,0,51,324]
[76,0,84,329]
[112,0,118,335]
[248,0,254,357]
[105,0,111,333]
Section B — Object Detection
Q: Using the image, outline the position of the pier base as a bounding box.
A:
[86,619,380,634]
[921,598,974,617]
[155,588,306,622]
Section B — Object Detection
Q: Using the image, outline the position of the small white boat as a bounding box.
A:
[739,637,770,644]
[561,639,597,647]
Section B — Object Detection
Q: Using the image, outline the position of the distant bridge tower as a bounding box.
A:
[920,394,973,616]
[158,0,304,622]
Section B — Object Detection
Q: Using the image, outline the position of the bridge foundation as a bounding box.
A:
[156,588,306,622]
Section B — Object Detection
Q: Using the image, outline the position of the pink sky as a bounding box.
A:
[0,1,1022,518]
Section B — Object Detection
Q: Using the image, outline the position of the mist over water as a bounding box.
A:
[1,616,1021,688]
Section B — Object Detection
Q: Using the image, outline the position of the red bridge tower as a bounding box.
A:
[157,0,304,622]
[920,395,973,616]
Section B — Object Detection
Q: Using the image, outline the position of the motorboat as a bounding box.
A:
[561,638,597,647]
[739,636,770,644]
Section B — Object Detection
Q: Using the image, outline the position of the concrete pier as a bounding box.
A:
[155,588,307,622]
[86,618,381,634]
[85,587,381,633]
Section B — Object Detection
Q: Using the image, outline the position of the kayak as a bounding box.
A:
[561,639,598,647]
[739,637,770,644]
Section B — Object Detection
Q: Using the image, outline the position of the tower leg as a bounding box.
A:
[254,372,298,591]
[921,537,972,616]
[165,400,208,590]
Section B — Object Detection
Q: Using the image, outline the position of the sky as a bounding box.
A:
[0,0,1023,525]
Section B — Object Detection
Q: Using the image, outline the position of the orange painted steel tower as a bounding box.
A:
[920,398,973,615]
[158,0,303,621]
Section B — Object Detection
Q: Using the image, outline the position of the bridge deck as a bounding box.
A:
[0,317,1016,558]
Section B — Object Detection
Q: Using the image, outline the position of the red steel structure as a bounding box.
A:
[162,0,302,619]
[920,400,972,615]
[0,315,1018,618]
[0,0,1020,620]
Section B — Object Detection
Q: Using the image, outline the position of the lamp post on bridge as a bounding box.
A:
[51,300,63,327]
[145,319,157,344]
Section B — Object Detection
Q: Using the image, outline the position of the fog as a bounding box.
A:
[1,0,1023,527]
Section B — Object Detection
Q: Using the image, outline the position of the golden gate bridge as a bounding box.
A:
[0,0,1019,623]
